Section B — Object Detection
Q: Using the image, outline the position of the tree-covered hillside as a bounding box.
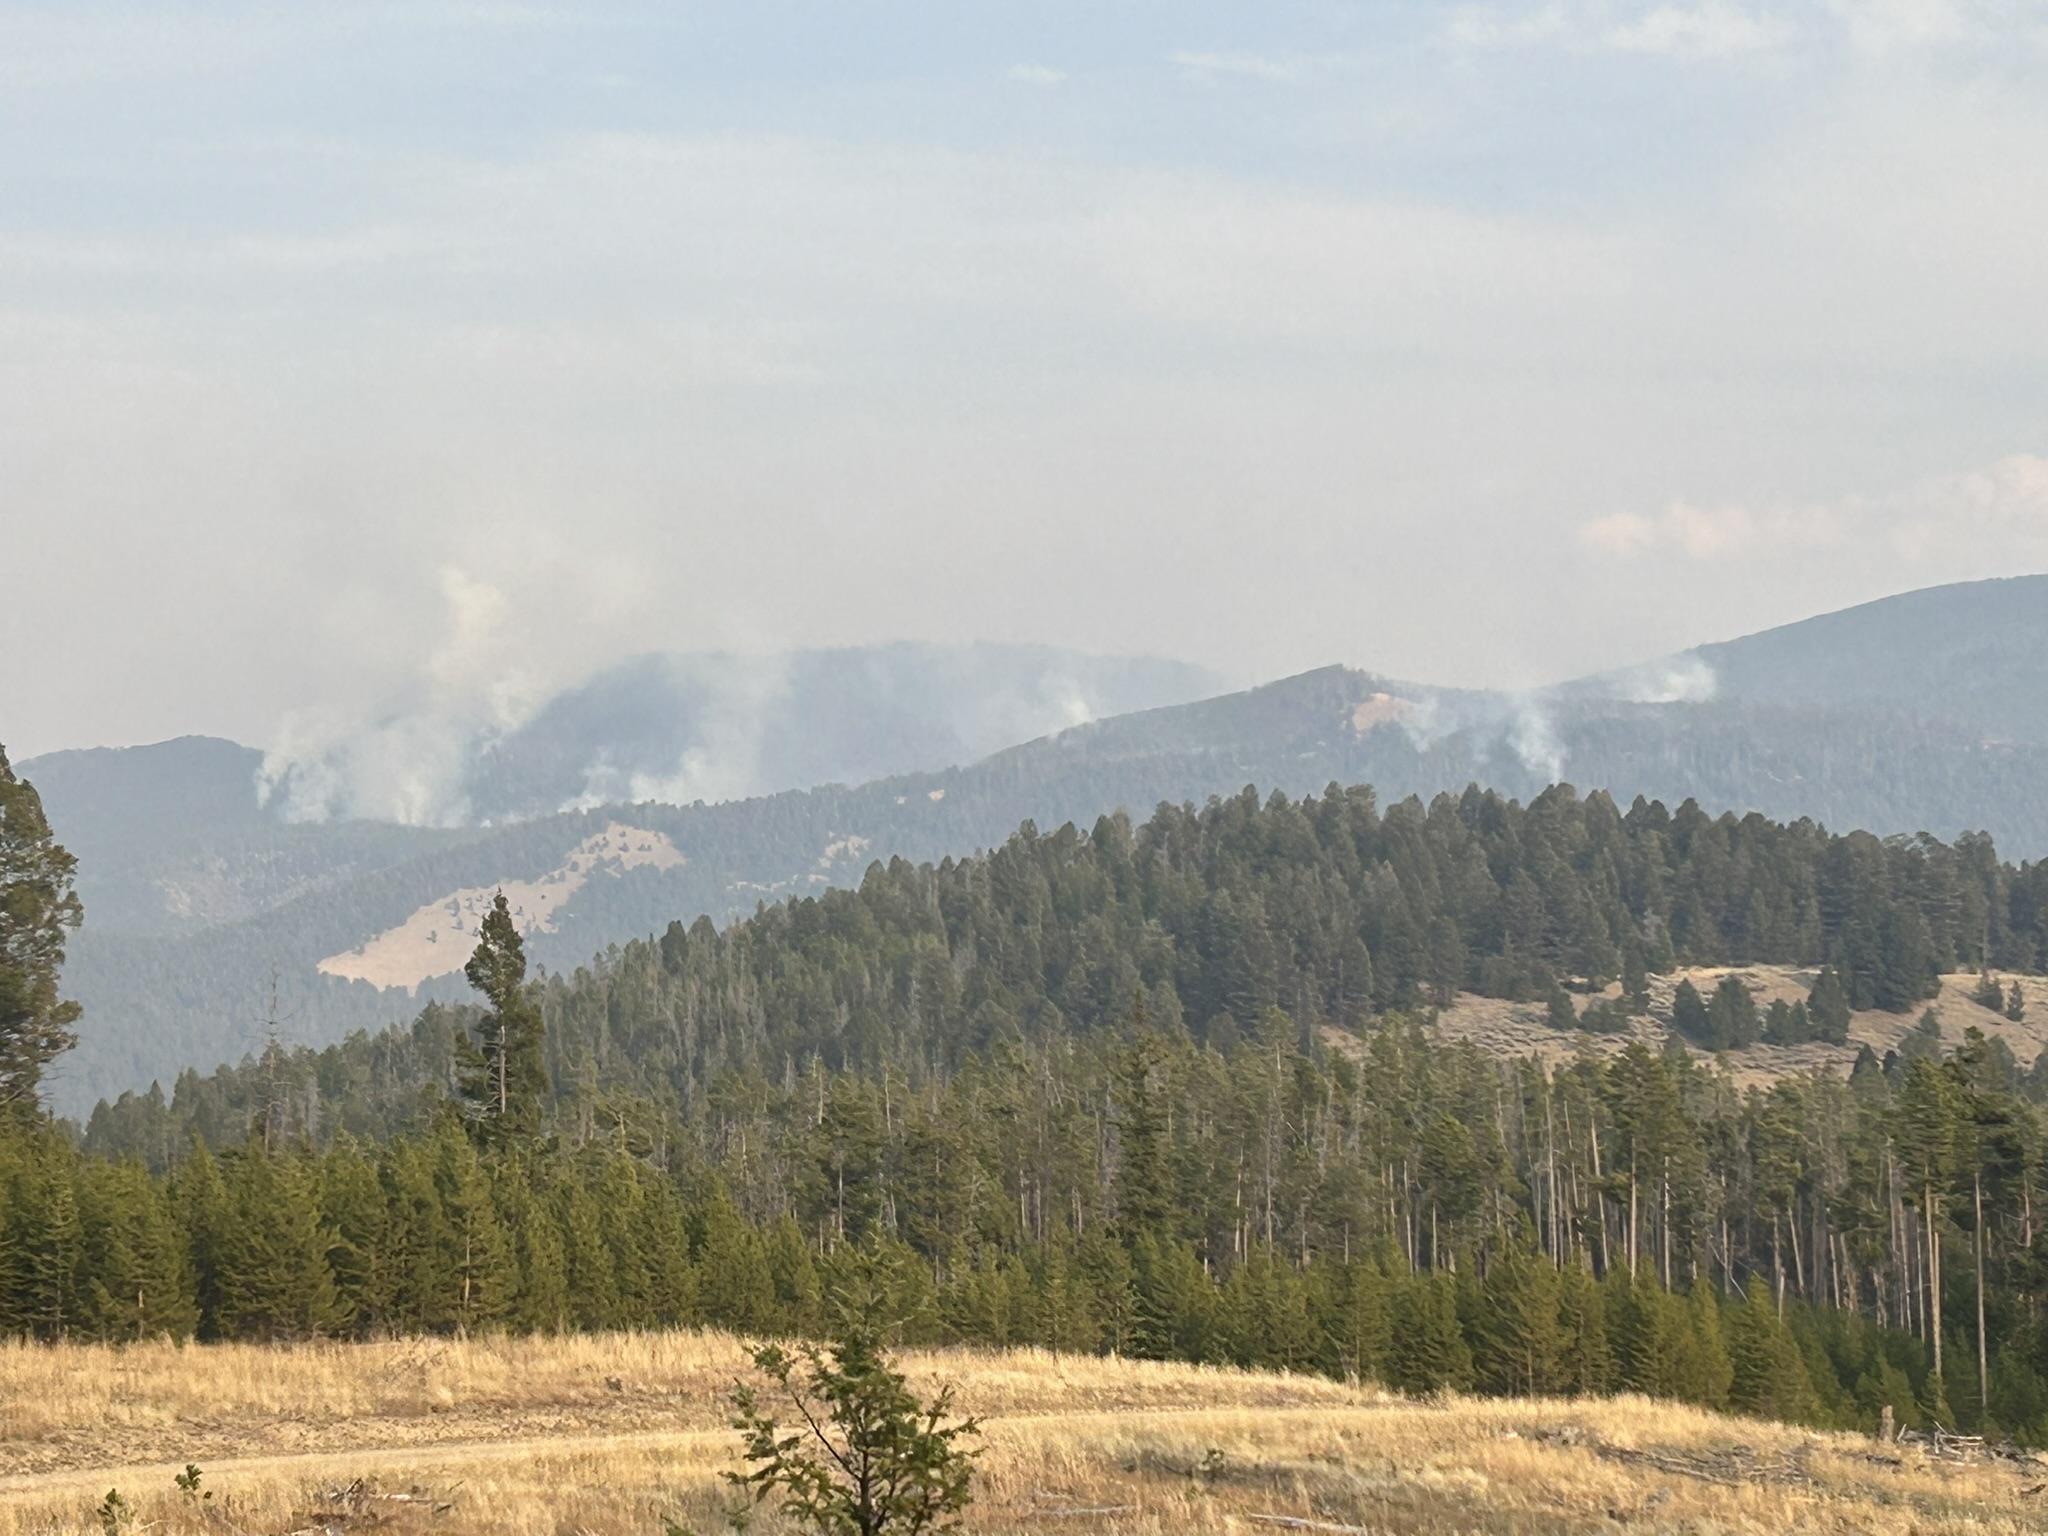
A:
[89,781,2048,1153]
[32,578,2048,1113]
[30,783,2048,1442]
[1688,574,2048,744]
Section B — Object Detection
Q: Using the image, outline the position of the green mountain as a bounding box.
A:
[23,578,2048,1113]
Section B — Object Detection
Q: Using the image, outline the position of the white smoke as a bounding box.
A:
[257,568,545,826]
[565,652,795,810]
[1609,652,1719,704]
[1508,694,1567,781]
[1393,690,1449,751]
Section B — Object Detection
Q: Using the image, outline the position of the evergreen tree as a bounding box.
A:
[1479,1230,1563,1395]
[0,747,83,1118]
[1707,975,1760,1050]
[1670,980,1711,1047]
[1727,1278,1816,1422]
[1556,1260,1611,1396]
[497,1163,569,1333]
[431,1121,511,1333]
[1808,967,1853,1045]
[1621,944,1651,1016]
[1545,984,1578,1033]
[0,1133,81,1338]
[696,1185,773,1332]
[1112,1025,1175,1244]
[77,1160,195,1340]
[1386,1272,1473,1394]
[168,1138,228,1339]
[458,893,546,1144]
[213,1147,340,1341]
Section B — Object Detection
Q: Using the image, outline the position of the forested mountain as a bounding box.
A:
[455,643,1220,824]
[25,577,2048,1113]
[89,780,2048,1155]
[31,784,2048,1441]
[21,644,1216,936]
[1681,574,2048,744]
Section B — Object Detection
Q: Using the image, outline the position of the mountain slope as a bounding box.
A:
[1688,573,2048,741]
[31,577,2048,1113]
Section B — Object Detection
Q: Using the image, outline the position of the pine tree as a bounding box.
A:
[762,1213,818,1335]
[1895,1059,1961,1395]
[1546,984,1578,1032]
[1674,1283,1733,1410]
[168,1138,228,1339]
[696,1185,772,1332]
[1808,967,1853,1045]
[1556,1260,1611,1396]
[1670,980,1711,1047]
[0,1134,82,1338]
[1621,943,1650,1015]
[557,1176,621,1332]
[1331,1256,1391,1385]
[213,1147,340,1341]
[78,1160,196,1340]
[643,1177,701,1328]
[497,1164,568,1333]
[458,892,546,1144]
[1130,1233,1214,1363]
[1707,975,1760,1050]
[1727,1277,1816,1422]
[0,747,83,1118]
[1479,1230,1563,1395]
[2008,983,2028,1024]
[1386,1272,1473,1394]
[1112,1027,1174,1244]
[318,1139,387,1336]
[431,1121,510,1333]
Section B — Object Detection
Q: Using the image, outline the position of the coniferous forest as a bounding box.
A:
[11,759,2048,1440]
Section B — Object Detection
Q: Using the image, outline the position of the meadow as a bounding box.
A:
[3,1331,2041,1535]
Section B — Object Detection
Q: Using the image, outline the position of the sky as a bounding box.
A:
[3,0,2047,761]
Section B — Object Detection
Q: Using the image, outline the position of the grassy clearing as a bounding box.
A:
[2,1331,2040,1534]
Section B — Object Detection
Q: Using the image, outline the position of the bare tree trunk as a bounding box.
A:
[1926,1181,1944,1391]
[1660,1162,1671,1290]
[1628,1149,1639,1277]
[1773,1211,1785,1316]
[1976,1169,1989,1418]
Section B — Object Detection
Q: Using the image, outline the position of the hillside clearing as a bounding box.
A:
[2,1333,2040,1535]
[1417,967,2048,1084]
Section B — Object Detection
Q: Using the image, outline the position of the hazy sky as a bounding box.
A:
[4,0,2047,758]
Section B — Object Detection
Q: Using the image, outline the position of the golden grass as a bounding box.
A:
[2,1331,2039,1535]
[1418,965,2048,1086]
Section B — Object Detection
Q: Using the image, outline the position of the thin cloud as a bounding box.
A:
[1606,4,1795,57]
[1582,455,2048,563]
[1447,2,1801,59]
[1442,4,1572,49]
[1170,50,1320,84]
[1007,63,1068,87]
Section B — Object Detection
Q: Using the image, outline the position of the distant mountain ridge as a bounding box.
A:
[20,577,2048,1114]
[1685,574,2048,743]
[258,642,1222,826]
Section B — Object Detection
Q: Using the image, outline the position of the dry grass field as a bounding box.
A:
[3,1331,2043,1535]
[1417,966,2048,1086]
